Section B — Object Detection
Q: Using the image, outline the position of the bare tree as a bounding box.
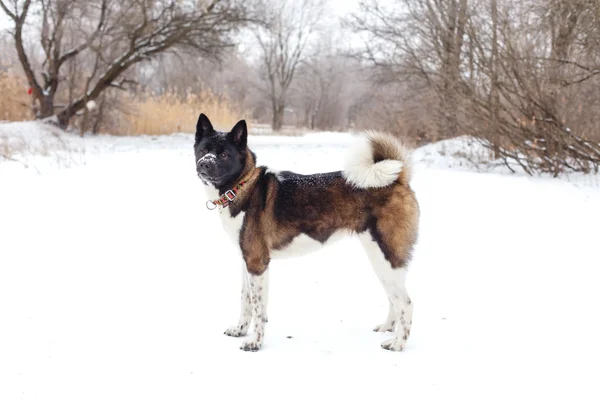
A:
[0,0,250,128]
[461,0,600,175]
[253,0,324,131]
[347,0,471,139]
[292,28,354,131]
[347,0,600,176]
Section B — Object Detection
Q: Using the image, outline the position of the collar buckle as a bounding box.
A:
[206,180,247,211]
[224,190,236,201]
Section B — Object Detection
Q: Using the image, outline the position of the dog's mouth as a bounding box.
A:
[198,172,222,185]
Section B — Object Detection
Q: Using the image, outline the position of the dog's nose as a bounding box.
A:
[198,159,209,171]
[197,154,216,175]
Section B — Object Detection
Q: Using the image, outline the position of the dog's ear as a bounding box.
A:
[195,113,214,143]
[229,119,248,149]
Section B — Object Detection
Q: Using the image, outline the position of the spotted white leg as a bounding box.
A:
[263,267,269,323]
[240,269,269,352]
[224,265,252,337]
[379,273,413,352]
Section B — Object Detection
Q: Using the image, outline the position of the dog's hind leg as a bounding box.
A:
[373,299,396,333]
[224,264,252,337]
[359,233,413,351]
[360,235,398,333]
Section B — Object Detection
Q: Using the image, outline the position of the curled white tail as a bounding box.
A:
[342,131,412,189]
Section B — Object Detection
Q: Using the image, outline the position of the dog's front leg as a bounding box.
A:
[224,264,252,337]
[240,266,269,352]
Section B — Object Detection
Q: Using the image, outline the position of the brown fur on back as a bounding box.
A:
[220,154,419,275]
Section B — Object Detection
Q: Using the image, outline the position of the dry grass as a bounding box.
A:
[0,70,33,122]
[115,88,249,136]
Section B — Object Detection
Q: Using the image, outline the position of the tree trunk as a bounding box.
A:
[489,0,500,158]
[437,0,468,139]
[57,105,79,129]
[37,95,55,119]
[272,101,285,131]
[548,3,580,111]
[439,89,458,138]
[303,102,312,128]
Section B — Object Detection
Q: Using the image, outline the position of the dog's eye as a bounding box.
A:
[219,152,228,158]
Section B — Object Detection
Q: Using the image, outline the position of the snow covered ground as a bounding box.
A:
[1,121,599,400]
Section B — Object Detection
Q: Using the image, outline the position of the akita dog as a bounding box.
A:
[194,113,419,352]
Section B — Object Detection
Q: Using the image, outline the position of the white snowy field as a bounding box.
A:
[1,121,600,400]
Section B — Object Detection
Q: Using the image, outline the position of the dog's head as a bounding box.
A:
[194,113,248,188]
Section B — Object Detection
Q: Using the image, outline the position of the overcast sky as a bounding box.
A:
[0,0,363,64]
[0,0,361,31]
[330,0,360,15]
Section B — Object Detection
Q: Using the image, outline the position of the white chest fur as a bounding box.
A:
[204,185,245,247]
[219,209,245,247]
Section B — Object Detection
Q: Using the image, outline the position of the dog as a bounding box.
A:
[194,113,419,352]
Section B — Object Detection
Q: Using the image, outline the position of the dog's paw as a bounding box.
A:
[373,321,396,332]
[240,337,262,352]
[224,324,248,337]
[380,338,405,352]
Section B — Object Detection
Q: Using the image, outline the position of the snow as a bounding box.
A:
[1,121,600,400]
